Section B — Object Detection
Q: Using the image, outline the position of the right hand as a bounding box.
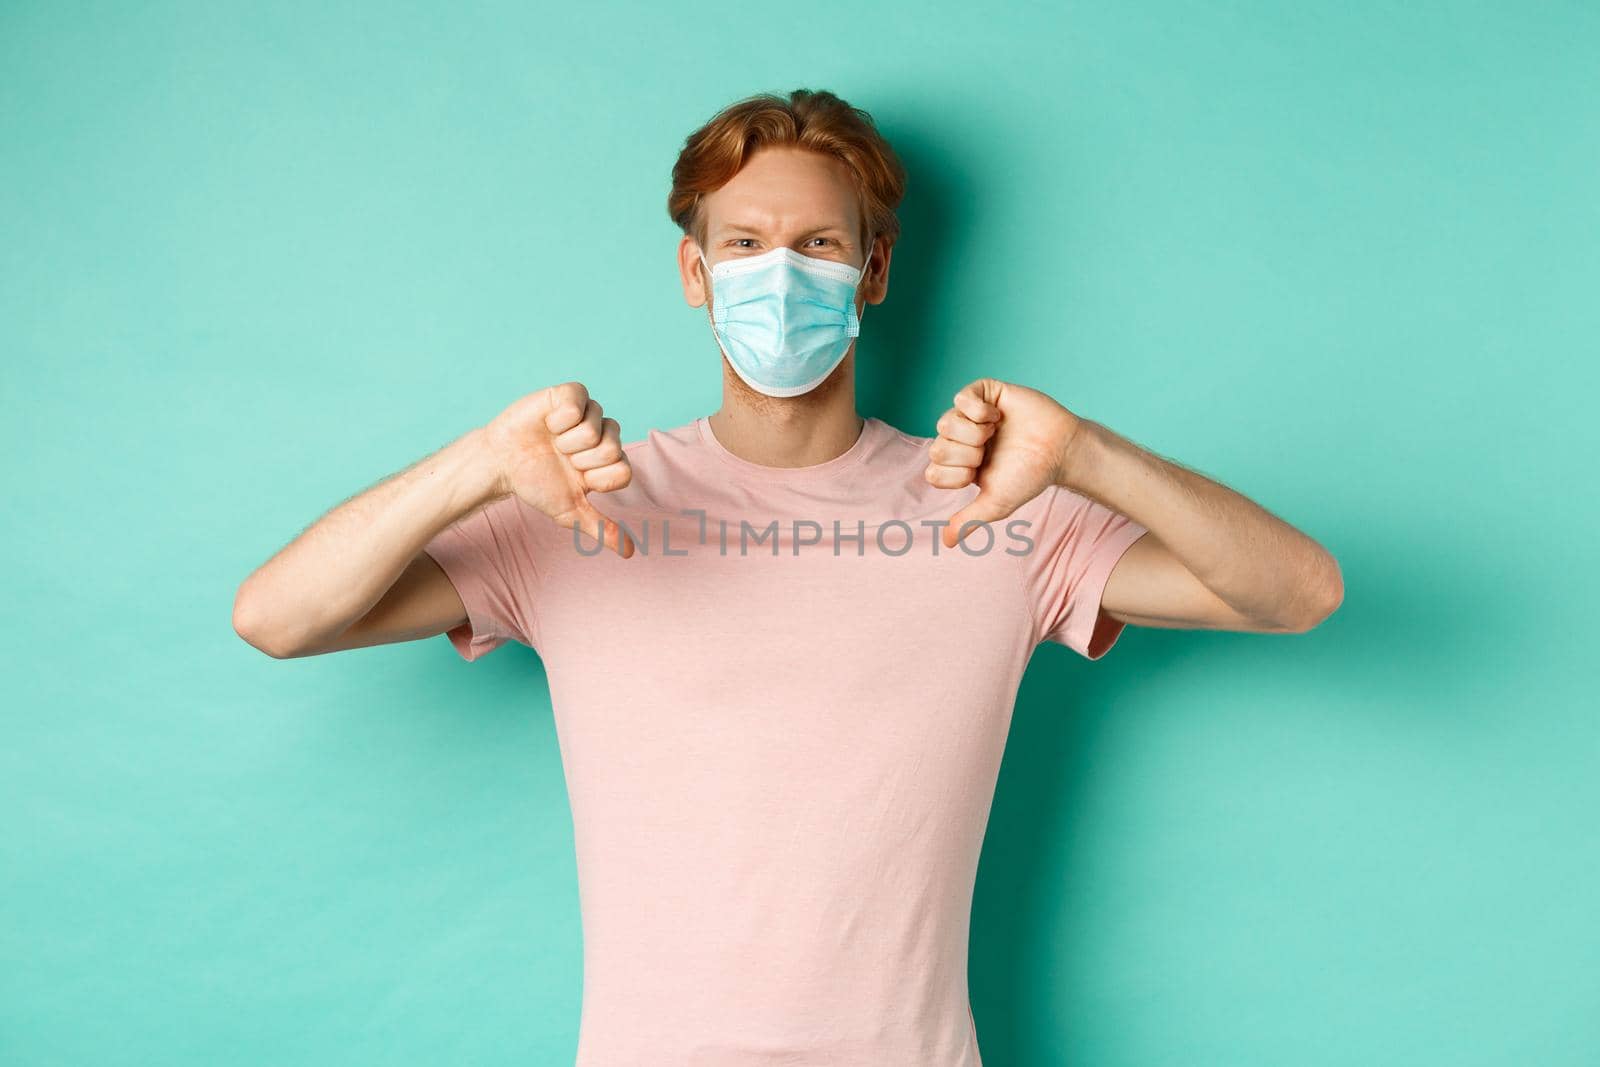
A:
[481,382,635,557]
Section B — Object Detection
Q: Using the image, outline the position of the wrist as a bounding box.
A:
[450,426,511,509]
[1051,410,1099,489]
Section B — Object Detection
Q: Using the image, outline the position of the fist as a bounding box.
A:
[482,382,635,557]
[925,378,1083,548]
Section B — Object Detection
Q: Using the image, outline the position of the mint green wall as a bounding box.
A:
[4,3,1595,1064]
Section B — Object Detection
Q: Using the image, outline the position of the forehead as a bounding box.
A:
[702,146,863,236]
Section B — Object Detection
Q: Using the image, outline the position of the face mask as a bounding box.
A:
[698,242,871,398]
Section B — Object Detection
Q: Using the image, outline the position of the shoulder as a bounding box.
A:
[620,418,700,465]
[871,416,931,453]
[863,416,938,477]
[604,418,707,514]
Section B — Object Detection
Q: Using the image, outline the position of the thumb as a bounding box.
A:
[942,490,1014,550]
[569,500,635,559]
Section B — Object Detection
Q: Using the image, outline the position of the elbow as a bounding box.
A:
[232,579,304,660]
[1286,554,1344,634]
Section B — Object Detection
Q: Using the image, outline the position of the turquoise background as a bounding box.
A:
[4,2,1597,1063]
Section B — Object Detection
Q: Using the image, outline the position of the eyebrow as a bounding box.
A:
[717,223,849,238]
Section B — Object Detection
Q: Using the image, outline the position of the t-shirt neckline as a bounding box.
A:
[695,415,882,481]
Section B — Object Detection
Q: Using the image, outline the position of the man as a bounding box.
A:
[233,89,1341,1066]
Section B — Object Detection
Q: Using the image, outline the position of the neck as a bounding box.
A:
[708,354,863,468]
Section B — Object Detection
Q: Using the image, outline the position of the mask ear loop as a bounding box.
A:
[697,248,733,364]
[697,247,715,293]
[852,232,873,344]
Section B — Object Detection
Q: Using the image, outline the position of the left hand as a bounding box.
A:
[925,378,1085,548]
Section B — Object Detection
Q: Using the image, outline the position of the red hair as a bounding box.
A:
[668,89,907,252]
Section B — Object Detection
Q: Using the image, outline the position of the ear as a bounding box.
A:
[861,237,891,306]
[678,234,709,308]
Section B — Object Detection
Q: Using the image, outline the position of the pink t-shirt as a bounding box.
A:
[423,415,1147,1066]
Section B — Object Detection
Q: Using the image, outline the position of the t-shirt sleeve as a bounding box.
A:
[421,494,541,661]
[1019,484,1149,659]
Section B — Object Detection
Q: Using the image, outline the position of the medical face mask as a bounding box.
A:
[698,243,871,398]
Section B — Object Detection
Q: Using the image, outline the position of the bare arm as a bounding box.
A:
[231,429,504,658]
[232,382,633,659]
[1066,419,1343,633]
[930,378,1342,636]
